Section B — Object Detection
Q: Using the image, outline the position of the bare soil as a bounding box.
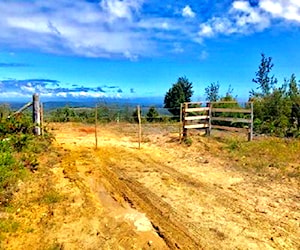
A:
[2,122,299,249]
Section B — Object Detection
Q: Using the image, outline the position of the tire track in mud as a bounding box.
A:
[91,154,203,249]
[104,147,254,214]
[95,146,299,249]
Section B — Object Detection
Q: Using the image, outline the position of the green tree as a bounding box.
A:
[212,87,243,127]
[146,106,159,122]
[251,53,277,97]
[164,76,193,116]
[132,107,141,123]
[205,82,220,102]
[287,74,300,130]
[288,74,300,100]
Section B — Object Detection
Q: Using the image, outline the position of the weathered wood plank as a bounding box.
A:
[211,117,252,123]
[211,101,240,104]
[13,101,33,115]
[185,115,209,121]
[137,105,142,149]
[212,108,252,113]
[185,107,209,112]
[212,125,247,132]
[184,124,209,129]
[185,102,203,105]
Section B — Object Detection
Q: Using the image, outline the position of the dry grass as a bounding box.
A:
[217,135,300,179]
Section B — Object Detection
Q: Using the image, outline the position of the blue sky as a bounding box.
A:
[1,0,300,103]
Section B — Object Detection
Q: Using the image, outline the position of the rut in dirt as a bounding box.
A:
[82,148,204,249]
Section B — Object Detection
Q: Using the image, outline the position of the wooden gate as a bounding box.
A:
[182,101,253,141]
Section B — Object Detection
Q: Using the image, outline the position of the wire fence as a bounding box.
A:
[1,100,299,140]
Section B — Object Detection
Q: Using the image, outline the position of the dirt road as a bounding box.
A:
[47,122,298,249]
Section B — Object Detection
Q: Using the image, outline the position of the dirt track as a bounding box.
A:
[51,122,299,249]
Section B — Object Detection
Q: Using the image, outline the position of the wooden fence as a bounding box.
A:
[12,93,42,136]
[182,101,253,141]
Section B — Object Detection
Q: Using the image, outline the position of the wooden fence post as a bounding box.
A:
[182,103,188,139]
[137,105,142,149]
[33,93,41,136]
[248,102,254,141]
[95,104,98,149]
[179,103,183,142]
[40,102,44,136]
[207,102,212,136]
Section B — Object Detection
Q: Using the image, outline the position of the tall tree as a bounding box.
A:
[146,106,159,122]
[288,74,300,100]
[205,82,220,102]
[164,76,193,116]
[287,74,300,129]
[251,53,277,97]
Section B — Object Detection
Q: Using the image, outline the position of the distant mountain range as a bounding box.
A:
[1,96,165,111]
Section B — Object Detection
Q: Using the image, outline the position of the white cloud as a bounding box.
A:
[100,0,143,21]
[198,24,214,37]
[0,0,198,59]
[198,1,270,39]
[260,0,300,22]
[198,0,300,40]
[57,92,68,97]
[70,92,105,98]
[232,1,250,12]
[0,91,29,98]
[0,1,152,58]
[1,0,300,59]
[182,5,196,18]
[259,1,283,15]
[21,85,35,93]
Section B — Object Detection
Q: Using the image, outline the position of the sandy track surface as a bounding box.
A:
[51,122,299,249]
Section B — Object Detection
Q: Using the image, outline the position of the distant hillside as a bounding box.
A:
[1,96,164,111]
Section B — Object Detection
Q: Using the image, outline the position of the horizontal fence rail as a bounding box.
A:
[182,101,254,141]
[211,108,252,113]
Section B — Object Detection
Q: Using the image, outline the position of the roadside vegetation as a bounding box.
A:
[0,105,57,244]
[211,132,300,179]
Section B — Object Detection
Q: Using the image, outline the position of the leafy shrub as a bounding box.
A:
[0,111,52,206]
[146,106,160,122]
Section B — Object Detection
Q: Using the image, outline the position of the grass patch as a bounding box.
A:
[183,137,193,147]
[40,190,63,205]
[47,241,63,250]
[222,136,300,178]
[0,218,19,233]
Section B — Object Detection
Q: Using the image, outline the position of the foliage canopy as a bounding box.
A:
[205,82,220,102]
[164,76,193,116]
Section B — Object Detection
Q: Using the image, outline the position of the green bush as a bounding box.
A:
[0,111,52,205]
[146,106,160,122]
